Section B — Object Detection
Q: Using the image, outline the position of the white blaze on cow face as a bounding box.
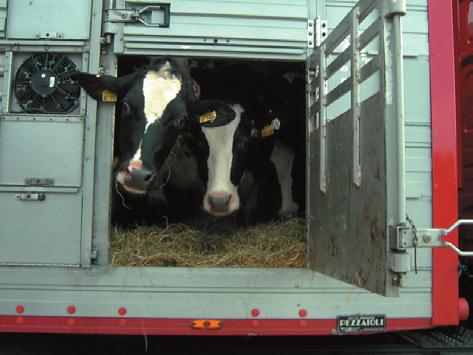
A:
[131,62,182,164]
[202,104,243,216]
[116,61,182,193]
[143,63,182,128]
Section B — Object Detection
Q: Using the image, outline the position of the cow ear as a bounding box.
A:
[70,72,138,102]
[191,100,235,125]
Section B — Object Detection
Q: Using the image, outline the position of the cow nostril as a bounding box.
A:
[143,173,153,183]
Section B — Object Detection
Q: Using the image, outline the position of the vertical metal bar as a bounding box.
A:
[1,51,12,113]
[393,14,406,224]
[319,44,327,193]
[351,8,361,187]
[80,0,104,266]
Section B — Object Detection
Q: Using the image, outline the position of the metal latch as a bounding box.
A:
[35,32,64,39]
[393,219,473,256]
[25,178,54,187]
[16,192,46,201]
[106,5,170,28]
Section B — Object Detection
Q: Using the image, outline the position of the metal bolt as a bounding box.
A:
[309,32,313,36]
[121,13,127,19]
[41,73,46,78]
[309,22,313,27]
[309,41,313,45]
[423,234,432,243]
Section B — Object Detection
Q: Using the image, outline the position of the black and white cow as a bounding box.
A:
[190,99,302,224]
[187,61,305,223]
[72,58,201,224]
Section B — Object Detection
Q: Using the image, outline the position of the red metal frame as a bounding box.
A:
[429,0,460,325]
[0,316,432,336]
[456,0,473,255]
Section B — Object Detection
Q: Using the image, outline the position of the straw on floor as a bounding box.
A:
[111,217,306,267]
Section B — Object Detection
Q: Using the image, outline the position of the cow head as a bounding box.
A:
[190,100,278,217]
[72,59,197,205]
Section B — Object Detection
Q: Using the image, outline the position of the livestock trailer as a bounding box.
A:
[0,0,469,335]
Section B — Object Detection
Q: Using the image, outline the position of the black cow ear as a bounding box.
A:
[70,72,138,102]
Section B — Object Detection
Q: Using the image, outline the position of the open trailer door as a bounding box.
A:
[306,0,407,297]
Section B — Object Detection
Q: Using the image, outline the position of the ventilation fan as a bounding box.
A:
[13,53,80,114]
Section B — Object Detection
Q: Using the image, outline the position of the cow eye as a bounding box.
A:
[175,115,188,130]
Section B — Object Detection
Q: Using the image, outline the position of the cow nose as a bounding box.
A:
[127,165,154,190]
[208,192,232,213]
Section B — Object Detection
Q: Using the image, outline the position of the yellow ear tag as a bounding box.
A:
[102,90,117,102]
[199,111,217,124]
[261,125,274,138]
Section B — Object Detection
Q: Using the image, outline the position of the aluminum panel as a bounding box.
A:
[0,267,431,320]
[0,119,83,187]
[7,0,92,40]
[114,0,309,59]
[0,191,82,265]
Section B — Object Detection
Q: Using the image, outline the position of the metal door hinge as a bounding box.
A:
[390,218,473,275]
[307,20,315,49]
[91,247,98,262]
[106,5,170,28]
[315,17,328,47]
[392,219,473,256]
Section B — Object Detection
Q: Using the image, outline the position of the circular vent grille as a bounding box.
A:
[14,54,80,114]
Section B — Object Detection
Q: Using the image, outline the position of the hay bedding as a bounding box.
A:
[111,217,306,267]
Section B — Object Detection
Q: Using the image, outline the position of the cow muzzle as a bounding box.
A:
[205,191,237,216]
[116,161,156,195]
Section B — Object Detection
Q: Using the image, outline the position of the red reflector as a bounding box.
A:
[15,305,24,314]
[459,298,470,321]
[299,309,308,318]
[118,307,127,316]
[251,308,260,317]
[67,305,76,314]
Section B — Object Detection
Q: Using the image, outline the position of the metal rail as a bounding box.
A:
[309,0,406,225]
